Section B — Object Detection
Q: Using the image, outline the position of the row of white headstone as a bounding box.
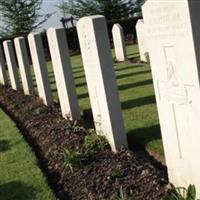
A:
[0,15,128,152]
[1,1,198,195]
[137,0,200,197]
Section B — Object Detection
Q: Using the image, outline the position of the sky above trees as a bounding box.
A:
[39,0,62,30]
[0,0,62,32]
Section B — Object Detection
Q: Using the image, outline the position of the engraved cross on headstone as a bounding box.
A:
[156,46,193,159]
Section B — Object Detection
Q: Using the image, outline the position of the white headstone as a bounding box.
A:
[112,23,127,62]
[3,40,20,90]
[77,15,128,151]
[142,0,200,196]
[0,44,7,85]
[28,33,53,106]
[14,37,33,95]
[47,27,80,119]
[136,19,148,62]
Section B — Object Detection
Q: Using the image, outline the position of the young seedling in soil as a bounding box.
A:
[33,106,49,115]
[83,131,109,152]
[117,186,131,200]
[111,186,133,200]
[108,165,124,179]
[165,184,196,200]
[62,148,88,172]
[66,116,86,134]
[104,186,131,200]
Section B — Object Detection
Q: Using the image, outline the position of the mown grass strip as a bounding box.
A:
[0,108,55,200]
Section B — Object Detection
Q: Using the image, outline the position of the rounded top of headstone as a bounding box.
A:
[77,15,105,26]
[14,36,24,42]
[27,32,41,39]
[3,40,12,45]
[142,0,150,9]
[112,23,123,31]
[47,27,65,33]
[136,19,144,28]
[141,0,155,15]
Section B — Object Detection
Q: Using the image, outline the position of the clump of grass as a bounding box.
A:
[109,165,124,179]
[116,186,131,200]
[33,106,48,115]
[83,131,109,152]
[165,184,196,200]
[107,186,131,200]
[62,148,88,172]
[66,117,86,134]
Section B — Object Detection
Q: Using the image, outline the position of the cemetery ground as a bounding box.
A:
[50,44,164,162]
[0,44,170,199]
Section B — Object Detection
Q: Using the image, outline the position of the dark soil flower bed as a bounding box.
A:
[0,85,170,200]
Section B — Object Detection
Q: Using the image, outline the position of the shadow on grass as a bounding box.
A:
[127,52,139,57]
[0,181,36,200]
[116,70,151,80]
[78,93,89,99]
[115,65,143,72]
[72,65,83,70]
[74,74,85,80]
[76,82,87,88]
[48,74,55,80]
[121,95,156,110]
[52,88,58,93]
[0,140,10,152]
[49,80,56,85]
[118,79,153,91]
[73,69,84,75]
[127,124,162,151]
[127,55,140,60]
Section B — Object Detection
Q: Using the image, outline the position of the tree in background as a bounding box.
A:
[127,0,144,17]
[0,0,52,37]
[57,0,139,20]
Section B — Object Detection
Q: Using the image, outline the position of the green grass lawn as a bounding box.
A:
[0,109,55,200]
[45,44,164,158]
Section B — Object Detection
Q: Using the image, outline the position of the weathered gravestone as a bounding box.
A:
[47,27,80,120]
[77,15,128,151]
[14,37,33,95]
[142,0,200,195]
[136,19,148,62]
[0,44,7,85]
[28,33,53,106]
[3,40,20,90]
[112,23,127,62]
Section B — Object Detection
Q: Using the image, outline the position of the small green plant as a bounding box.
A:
[62,148,88,172]
[83,131,109,151]
[107,186,131,200]
[118,186,131,200]
[67,118,86,134]
[33,106,48,115]
[165,184,196,200]
[109,165,123,179]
